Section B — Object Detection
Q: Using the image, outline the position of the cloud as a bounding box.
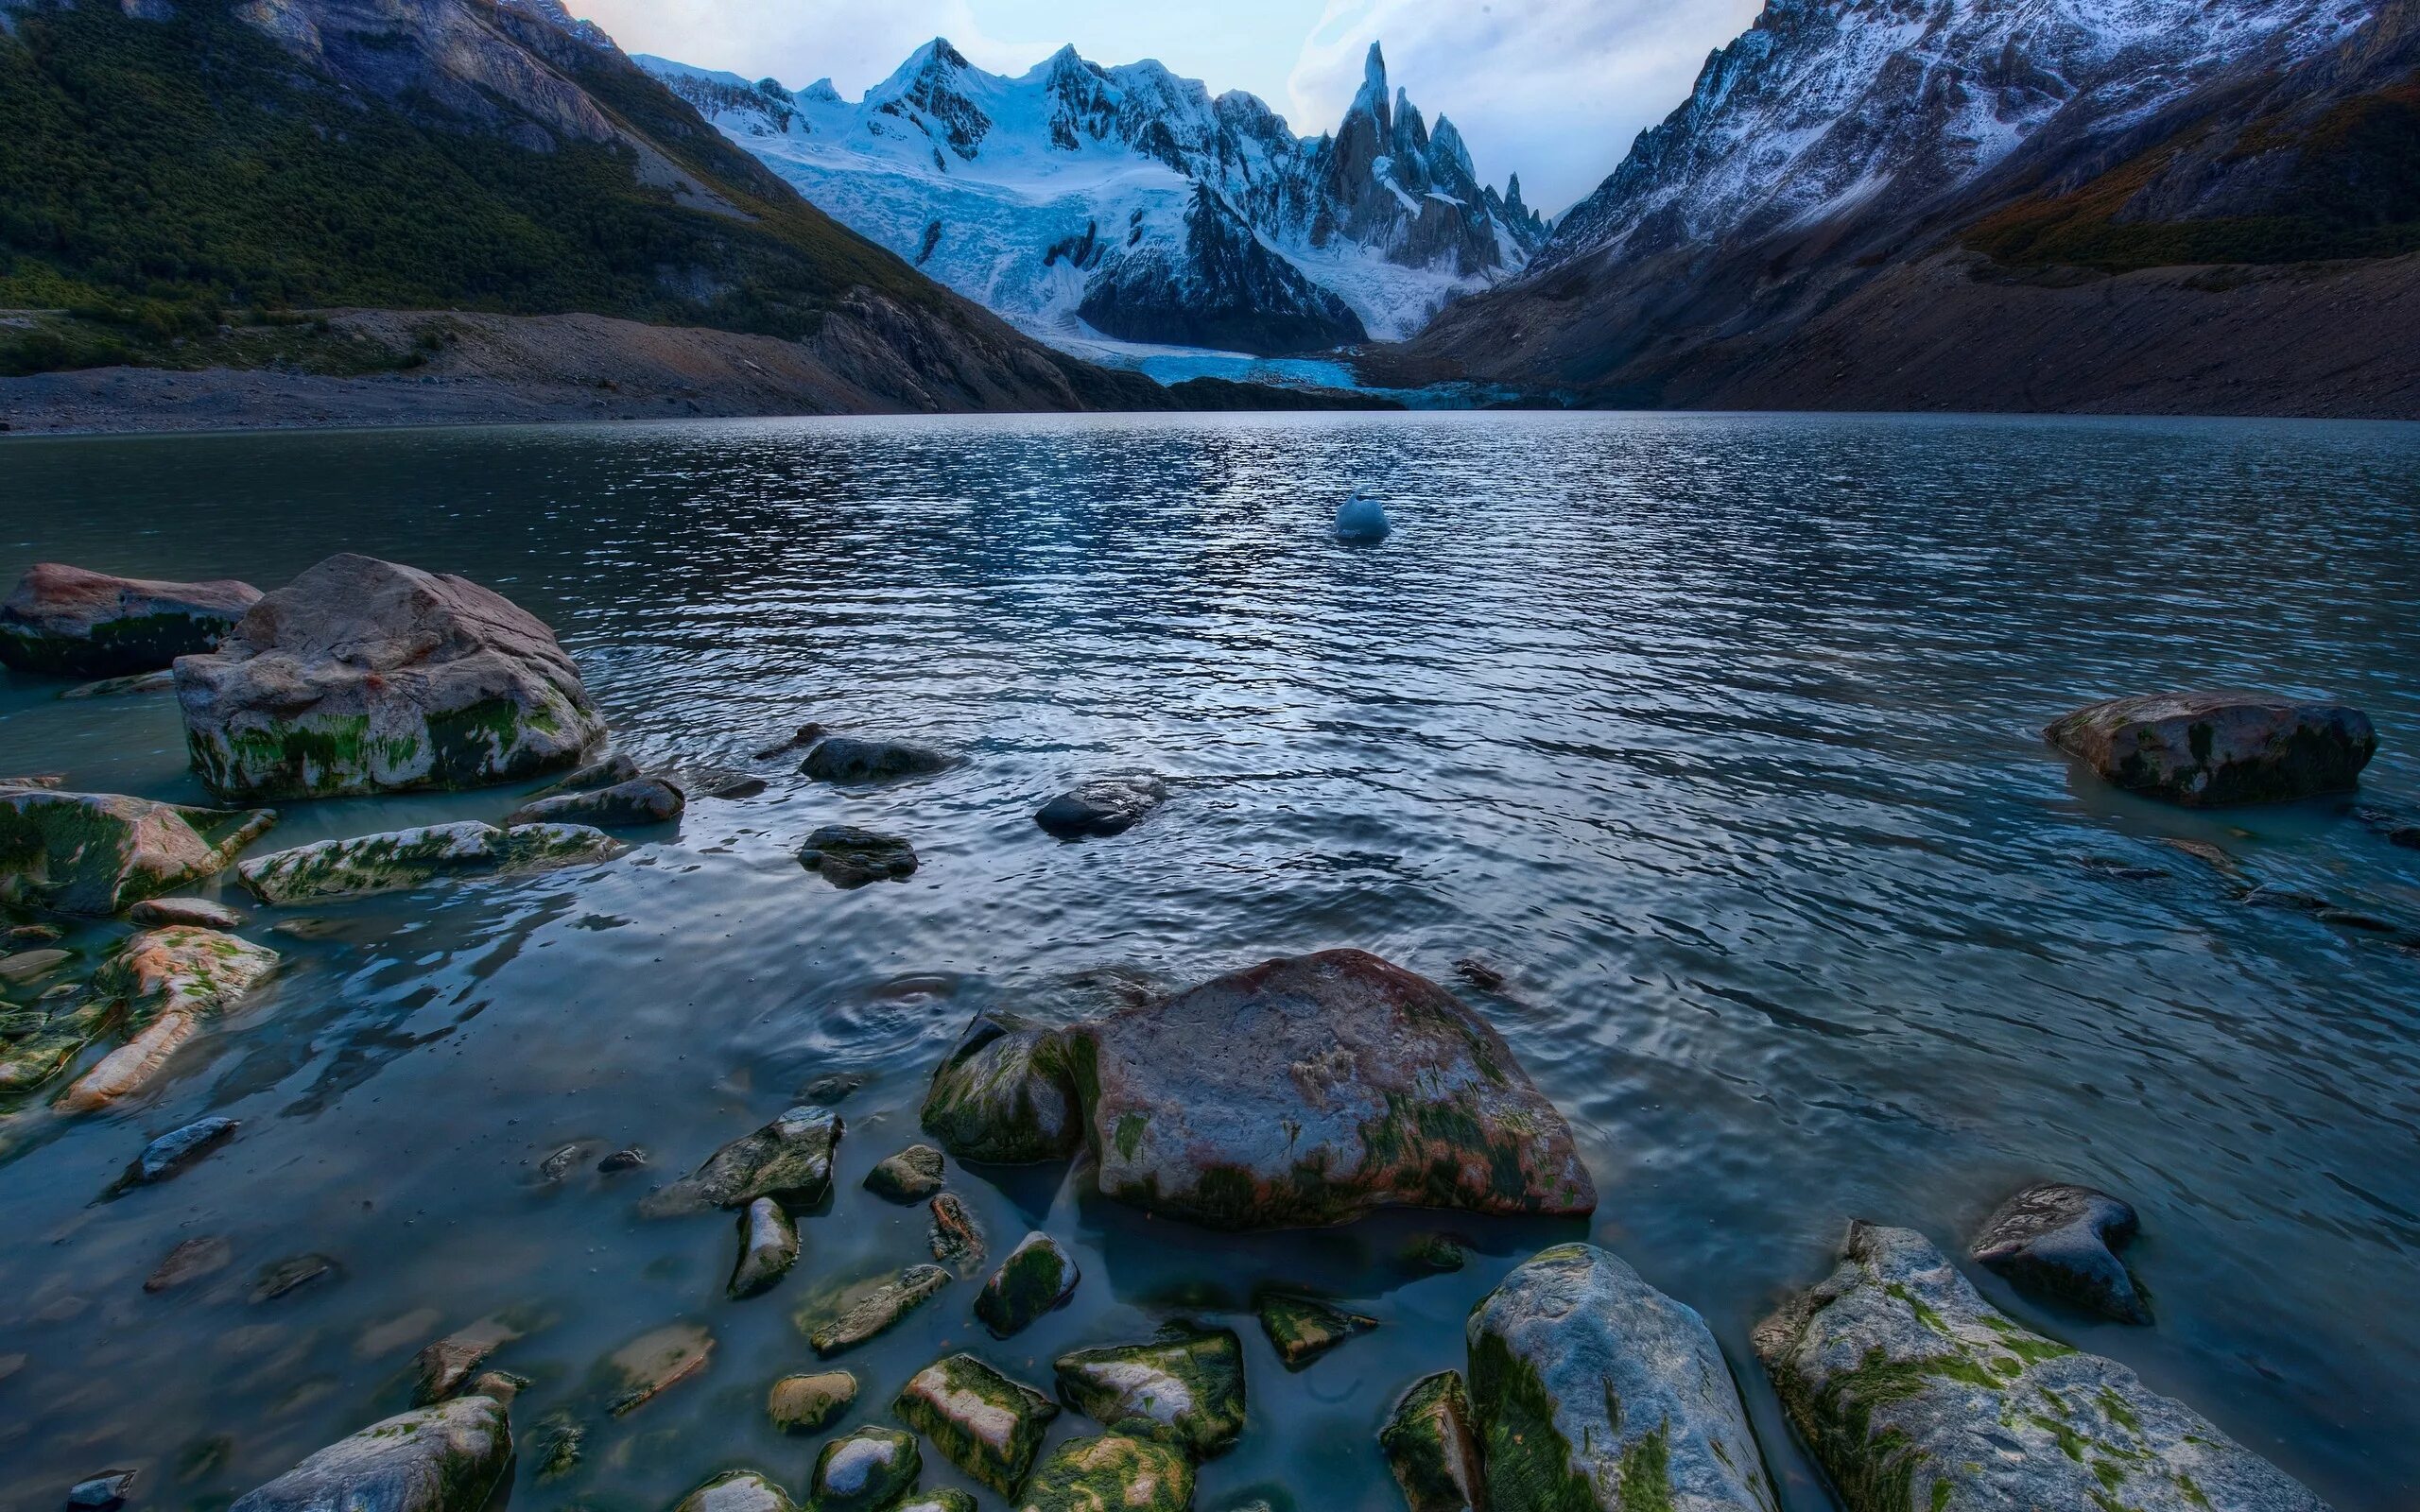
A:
[1287,0,1765,213]
[575,0,1035,92]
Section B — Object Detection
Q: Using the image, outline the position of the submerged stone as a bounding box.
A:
[730,1197,801,1299]
[175,553,607,801]
[920,1010,1081,1165]
[1754,1223,2330,1512]
[976,1232,1080,1338]
[606,1321,714,1416]
[801,1265,951,1357]
[413,1317,524,1404]
[894,1352,1061,1495]
[228,1398,511,1512]
[240,821,620,903]
[530,753,640,798]
[799,826,919,888]
[0,947,70,983]
[1035,774,1167,839]
[250,1252,338,1302]
[116,1114,240,1189]
[1016,1435,1193,1512]
[639,1105,843,1218]
[59,927,280,1113]
[61,670,176,699]
[1469,1243,1775,1512]
[1971,1181,2152,1324]
[0,785,276,917]
[1402,1235,1467,1273]
[768,1370,858,1435]
[2046,691,2377,807]
[864,1143,946,1202]
[145,1234,233,1294]
[128,896,248,930]
[809,1426,922,1512]
[753,722,829,761]
[533,1414,585,1481]
[1378,1372,1483,1512]
[506,777,685,830]
[673,1469,796,1512]
[1256,1294,1376,1370]
[0,562,260,678]
[1070,949,1596,1229]
[929,1192,986,1275]
[1053,1326,1246,1458]
[801,737,950,784]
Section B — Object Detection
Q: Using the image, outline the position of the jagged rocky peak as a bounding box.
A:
[493,0,614,50]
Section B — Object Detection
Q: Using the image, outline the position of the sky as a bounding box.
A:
[573,0,1766,213]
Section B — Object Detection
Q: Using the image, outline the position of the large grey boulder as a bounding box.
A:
[0,562,260,677]
[0,785,275,916]
[175,554,606,801]
[1067,949,1595,1228]
[1754,1224,2331,1512]
[1467,1244,1776,1512]
[2046,691,2377,807]
[229,1396,512,1512]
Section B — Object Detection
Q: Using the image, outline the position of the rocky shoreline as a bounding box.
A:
[4,553,2396,1511]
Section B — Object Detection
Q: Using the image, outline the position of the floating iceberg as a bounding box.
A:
[1336,491,1392,543]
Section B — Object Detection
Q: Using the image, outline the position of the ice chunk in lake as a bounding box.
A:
[1335,491,1391,543]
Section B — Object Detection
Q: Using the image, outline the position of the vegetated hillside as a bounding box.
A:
[1384,0,2420,419]
[0,0,1156,411]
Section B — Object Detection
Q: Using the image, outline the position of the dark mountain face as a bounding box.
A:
[0,0,1151,410]
[1389,0,2420,417]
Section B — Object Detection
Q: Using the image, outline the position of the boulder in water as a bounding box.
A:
[2046,691,2377,807]
[799,826,918,888]
[228,1397,512,1512]
[729,1197,800,1298]
[1970,1181,2151,1324]
[1035,774,1167,839]
[767,1370,857,1435]
[1468,1243,1775,1512]
[864,1143,946,1202]
[236,821,621,903]
[976,1232,1080,1338]
[1053,1326,1246,1458]
[506,777,685,830]
[639,1106,843,1217]
[1379,1372,1483,1512]
[0,785,275,916]
[801,736,950,784]
[175,554,606,801]
[809,1427,921,1512]
[1017,1435,1193,1512]
[894,1353,1060,1495]
[920,1010,1081,1165]
[58,927,280,1113]
[1335,491,1392,543]
[672,1470,795,1512]
[0,562,260,678]
[1755,1223,2330,1512]
[1068,949,1595,1228]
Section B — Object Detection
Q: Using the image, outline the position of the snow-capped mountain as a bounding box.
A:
[642,40,1548,356]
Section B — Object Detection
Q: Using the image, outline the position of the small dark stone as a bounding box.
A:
[596,1147,647,1174]
[506,778,684,830]
[1450,957,1506,992]
[146,1235,233,1294]
[117,1116,239,1191]
[250,1252,338,1303]
[1402,1234,1466,1273]
[66,1470,137,1510]
[682,767,768,800]
[2240,885,2329,913]
[1035,774,1167,839]
[2076,856,2170,883]
[537,1142,596,1182]
[2316,907,2405,936]
[929,1192,986,1275]
[801,737,949,784]
[799,1073,865,1106]
[799,827,918,888]
[1971,1181,2151,1324]
[2392,826,2420,850]
[530,753,640,799]
[864,1144,945,1203]
[753,723,829,761]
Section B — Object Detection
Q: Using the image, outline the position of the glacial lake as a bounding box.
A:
[1,410,2417,1510]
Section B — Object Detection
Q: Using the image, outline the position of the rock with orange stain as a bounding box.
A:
[55,927,279,1113]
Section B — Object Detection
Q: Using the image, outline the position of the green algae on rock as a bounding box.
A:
[236,821,622,904]
[673,1469,798,1512]
[1256,1294,1377,1370]
[1053,1325,1247,1458]
[1015,1435,1194,1512]
[730,1196,801,1299]
[227,1396,511,1512]
[1754,1223,2331,1512]
[894,1352,1061,1495]
[640,1105,844,1218]
[976,1232,1080,1338]
[809,1426,922,1512]
[0,562,260,679]
[801,1265,952,1357]
[1069,949,1596,1229]
[2046,691,2377,807]
[920,1010,1082,1165]
[175,554,606,802]
[769,1371,858,1435]
[1469,1242,1777,1512]
[1379,1371,1484,1512]
[1,785,276,916]
[865,1143,946,1202]
[56,926,280,1113]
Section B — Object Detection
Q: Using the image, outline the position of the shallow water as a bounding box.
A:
[1,411,2417,1511]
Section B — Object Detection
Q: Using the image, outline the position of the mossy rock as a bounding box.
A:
[976,1232,1080,1338]
[55,926,280,1112]
[769,1372,858,1435]
[1054,1325,1246,1458]
[894,1352,1060,1495]
[0,785,275,916]
[730,1197,801,1299]
[920,1010,1081,1165]
[1015,1435,1194,1512]
[0,563,259,679]
[800,1265,952,1357]
[673,1470,797,1512]
[236,821,620,904]
[809,1426,921,1512]
[640,1106,843,1218]
[1379,1372,1483,1512]
[928,1192,986,1276]
[226,1397,511,1512]
[1255,1294,1376,1370]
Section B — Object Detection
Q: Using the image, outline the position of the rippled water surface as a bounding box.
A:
[2,411,2417,1511]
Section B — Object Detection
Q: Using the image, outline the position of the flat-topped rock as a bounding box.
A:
[237,821,621,903]
[2047,691,2377,807]
[1016,1435,1192,1512]
[920,1010,1081,1165]
[895,1353,1060,1495]
[59,927,280,1112]
[767,1370,856,1434]
[1035,774,1167,839]
[1971,1181,2151,1324]
[1755,1223,2331,1512]
[128,896,248,930]
[1069,949,1595,1228]
[0,562,259,677]
[229,1397,512,1512]
[1054,1326,1246,1458]
[506,777,685,830]
[800,736,949,784]
[1,786,275,916]
[1469,1243,1776,1512]
[605,1322,714,1416]
[175,554,606,801]
[640,1106,842,1218]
